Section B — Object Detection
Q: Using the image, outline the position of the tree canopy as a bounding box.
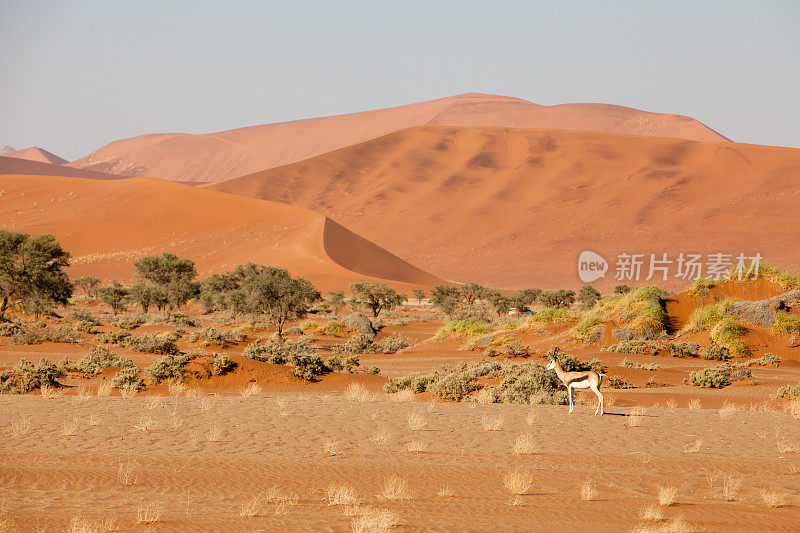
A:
[349,282,406,317]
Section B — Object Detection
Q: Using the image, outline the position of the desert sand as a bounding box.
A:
[0,173,441,290]
[209,126,800,289]
[68,93,728,184]
[0,156,125,181]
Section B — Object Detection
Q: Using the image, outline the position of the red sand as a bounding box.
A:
[68,93,729,184]
[209,126,800,289]
[0,173,441,290]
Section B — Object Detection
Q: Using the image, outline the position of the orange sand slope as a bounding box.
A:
[0,174,441,290]
[68,93,728,184]
[210,126,800,289]
[0,155,125,180]
[4,146,68,165]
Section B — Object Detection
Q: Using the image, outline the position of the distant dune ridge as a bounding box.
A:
[68,93,729,184]
[0,145,15,155]
[5,146,68,165]
[209,126,800,288]
[0,156,125,180]
[0,173,441,290]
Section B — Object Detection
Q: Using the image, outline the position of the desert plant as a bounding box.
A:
[133,252,198,309]
[349,282,406,317]
[430,285,461,315]
[570,313,603,343]
[189,327,246,346]
[97,281,128,315]
[774,311,800,336]
[687,278,722,297]
[538,289,575,308]
[0,358,64,393]
[412,288,426,304]
[670,342,700,357]
[577,285,601,310]
[436,317,493,339]
[701,344,731,361]
[686,364,751,388]
[112,366,146,391]
[64,345,134,373]
[212,353,236,375]
[74,276,100,298]
[147,353,193,384]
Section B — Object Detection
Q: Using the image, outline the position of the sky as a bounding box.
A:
[1,1,799,160]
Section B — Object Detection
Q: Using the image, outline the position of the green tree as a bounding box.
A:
[614,285,633,294]
[482,289,511,316]
[97,281,128,315]
[0,230,72,320]
[326,290,346,315]
[198,272,242,314]
[128,282,167,313]
[238,264,320,337]
[538,289,575,308]
[133,252,198,309]
[430,285,461,315]
[75,276,100,298]
[349,282,407,317]
[412,288,426,304]
[460,283,485,305]
[577,285,601,310]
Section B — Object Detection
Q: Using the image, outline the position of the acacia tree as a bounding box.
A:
[326,290,346,315]
[460,283,486,305]
[238,264,320,337]
[430,285,461,316]
[133,252,197,309]
[97,281,128,315]
[538,289,575,308]
[349,282,406,318]
[0,230,72,320]
[577,285,601,310]
[412,288,426,304]
[75,276,100,298]
[128,282,167,313]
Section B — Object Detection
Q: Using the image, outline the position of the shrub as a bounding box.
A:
[669,342,700,357]
[323,320,347,336]
[775,382,800,400]
[505,340,528,356]
[65,345,134,373]
[189,327,246,346]
[291,354,327,381]
[111,314,147,330]
[339,333,377,354]
[384,372,439,394]
[687,278,722,297]
[621,359,660,371]
[96,330,132,346]
[570,313,603,343]
[538,289,575,308]
[710,317,748,357]
[299,319,321,332]
[97,281,128,315]
[9,323,80,345]
[148,312,199,328]
[760,263,800,290]
[385,361,505,402]
[685,300,733,331]
[0,358,64,393]
[577,286,601,310]
[773,311,800,336]
[547,346,605,372]
[326,355,344,372]
[607,376,635,389]
[73,320,99,334]
[376,334,411,354]
[349,282,406,317]
[112,367,146,391]
[128,332,181,355]
[740,353,780,367]
[243,336,312,364]
[0,321,23,337]
[686,364,751,388]
[527,307,579,325]
[71,309,101,325]
[147,353,193,384]
[701,345,731,361]
[212,353,236,375]
[478,365,568,405]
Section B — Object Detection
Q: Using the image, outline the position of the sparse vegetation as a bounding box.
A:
[0,358,65,393]
[570,312,603,343]
[773,311,800,336]
[112,366,146,391]
[63,345,134,373]
[622,359,661,371]
[685,364,751,388]
[349,282,406,317]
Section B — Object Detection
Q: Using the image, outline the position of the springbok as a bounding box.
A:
[546,357,605,415]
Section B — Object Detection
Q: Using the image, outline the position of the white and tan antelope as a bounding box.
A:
[546,357,605,415]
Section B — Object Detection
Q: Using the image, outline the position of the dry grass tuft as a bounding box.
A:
[378,475,413,501]
[62,418,79,436]
[407,412,427,431]
[96,382,113,397]
[351,506,400,533]
[580,481,598,501]
[664,399,677,410]
[370,428,390,446]
[639,505,665,521]
[10,413,31,436]
[721,474,742,501]
[133,416,157,433]
[481,413,504,431]
[117,460,137,486]
[168,380,187,397]
[135,500,165,524]
[323,438,341,455]
[687,399,702,410]
[239,493,261,517]
[68,515,119,532]
[660,516,695,533]
[205,423,222,442]
[718,402,738,420]
[198,397,215,411]
[760,488,789,508]
[683,438,703,454]
[513,433,539,455]
[777,441,800,454]
[626,407,646,428]
[241,382,261,397]
[327,483,360,507]
[506,496,524,506]
[404,440,428,453]
[345,382,371,402]
[389,389,416,403]
[502,468,532,495]
[657,485,678,507]
[437,485,454,497]
[120,387,138,399]
[40,384,64,399]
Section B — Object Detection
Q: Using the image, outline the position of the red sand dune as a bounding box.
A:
[209,126,800,289]
[0,174,441,290]
[68,93,728,184]
[0,155,125,180]
[5,146,68,165]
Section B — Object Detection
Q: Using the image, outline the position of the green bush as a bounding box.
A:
[128,332,181,355]
[0,358,64,393]
[773,311,800,336]
[64,345,134,373]
[435,317,493,339]
[527,307,579,324]
[607,375,635,389]
[147,353,194,383]
[385,361,503,401]
[111,314,147,330]
[212,353,236,375]
[96,330,132,345]
[9,323,80,345]
[669,342,700,357]
[687,278,722,297]
[189,327,246,346]
[476,365,567,405]
[243,336,314,365]
[112,367,146,391]
[0,321,23,337]
[740,353,780,367]
[291,354,327,381]
[376,334,411,354]
[701,345,731,361]
[323,320,347,336]
[685,364,751,388]
[621,359,660,371]
[775,382,800,399]
[570,313,603,343]
[298,319,321,332]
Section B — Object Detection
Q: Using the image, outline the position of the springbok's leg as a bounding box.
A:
[590,383,603,415]
[568,384,574,414]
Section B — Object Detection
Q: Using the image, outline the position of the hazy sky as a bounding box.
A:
[1,1,798,160]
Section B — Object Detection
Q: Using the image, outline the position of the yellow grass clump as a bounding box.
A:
[503,468,532,495]
[378,475,413,501]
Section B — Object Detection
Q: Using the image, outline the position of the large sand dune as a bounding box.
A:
[5,146,68,165]
[0,174,441,289]
[68,93,728,184]
[0,155,125,180]
[210,126,800,289]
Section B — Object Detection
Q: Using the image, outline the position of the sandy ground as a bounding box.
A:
[1,392,798,532]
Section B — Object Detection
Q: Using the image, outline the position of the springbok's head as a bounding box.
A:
[545,359,556,371]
